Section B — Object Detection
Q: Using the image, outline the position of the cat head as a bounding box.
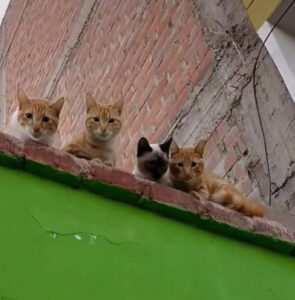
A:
[85,93,124,141]
[16,89,64,141]
[169,140,206,181]
[136,137,173,180]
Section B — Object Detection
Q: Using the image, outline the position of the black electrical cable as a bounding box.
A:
[252,0,295,206]
[246,0,255,11]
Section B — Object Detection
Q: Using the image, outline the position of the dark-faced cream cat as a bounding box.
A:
[133,137,172,182]
[7,89,64,146]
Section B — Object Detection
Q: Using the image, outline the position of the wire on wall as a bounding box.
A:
[246,0,255,11]
[252,0,295,206]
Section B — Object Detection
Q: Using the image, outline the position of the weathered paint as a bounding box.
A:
[0,165,295,300]
[243,0,281,29]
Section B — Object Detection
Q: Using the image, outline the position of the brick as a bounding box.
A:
[205,148,222,171]
[214,151,237,178]
[232,160,249,180]
[0,132,24,157]
[204,120,230,158]
[224,151,237,174]
[253,217,295,242]
[216,120,231,141]
[167,89,188,121]
[192,199,256,231]
[148,99,162,117]
[203,137,216,159]
[236,177,254,197]
[23,142,89,176]
[89,163,141,194]
[129,105,149,136]
[139,178,197,211]
[150,118,170,143]
[224,125,248,155]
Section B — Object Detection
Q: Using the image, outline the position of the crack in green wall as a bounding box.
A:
[0,151,293,254]
[1,165,295,300]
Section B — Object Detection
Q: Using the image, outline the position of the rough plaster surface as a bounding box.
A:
[170,0,295,212]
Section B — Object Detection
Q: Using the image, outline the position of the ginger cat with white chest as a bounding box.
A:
[7,89,64,146]
[168,140,265,217]
[65,93,123,167]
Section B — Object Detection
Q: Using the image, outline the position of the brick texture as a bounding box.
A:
[2,0,83,113]
[1,0,213,171]
[204,120,260,200]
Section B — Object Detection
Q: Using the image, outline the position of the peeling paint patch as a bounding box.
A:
[74,234,82,241]
[49,232,58,239]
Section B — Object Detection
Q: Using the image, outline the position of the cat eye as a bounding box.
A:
[25,113,33,119]
[177,162,183,167]
[191,162,197,167]
[109,118,115,123]
[93,117,100,122]
[42,116,50,123]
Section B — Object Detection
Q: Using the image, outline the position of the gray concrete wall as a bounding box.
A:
[170,0,295,212]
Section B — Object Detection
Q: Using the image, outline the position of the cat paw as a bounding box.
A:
[104,160,114,167]
[91,158,103,165]
[190,191,201,200]
[190,191,207,203]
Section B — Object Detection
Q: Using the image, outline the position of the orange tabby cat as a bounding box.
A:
[7,89,64,146]
[168,140,265,217]
[65,93,123,166]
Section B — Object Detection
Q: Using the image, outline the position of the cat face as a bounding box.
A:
[169,140,206,181]
[85,93,123,141]
[16,89,64,141]
[136,137,172,180]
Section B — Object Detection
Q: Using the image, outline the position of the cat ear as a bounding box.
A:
[160,138,173,154]
[112,97,124,116]
[17,89,30,107]
[194,140,206,157]
[169,140,179,156]
[49,97,64,116]
[137,137,152,157]
[86,93,97,112]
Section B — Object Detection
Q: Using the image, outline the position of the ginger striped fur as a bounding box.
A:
[167,140,265,217]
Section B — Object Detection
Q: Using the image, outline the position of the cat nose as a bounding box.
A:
[184,167,190,176]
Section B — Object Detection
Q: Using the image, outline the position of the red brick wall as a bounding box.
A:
[51,0,213,170]
[1,0,262,199]
[1,0,213,171]
[2,0,83,112]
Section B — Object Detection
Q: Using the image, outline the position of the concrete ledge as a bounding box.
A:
[0,132,294,253]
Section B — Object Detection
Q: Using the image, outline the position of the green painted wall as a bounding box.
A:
[0,165,295,300]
